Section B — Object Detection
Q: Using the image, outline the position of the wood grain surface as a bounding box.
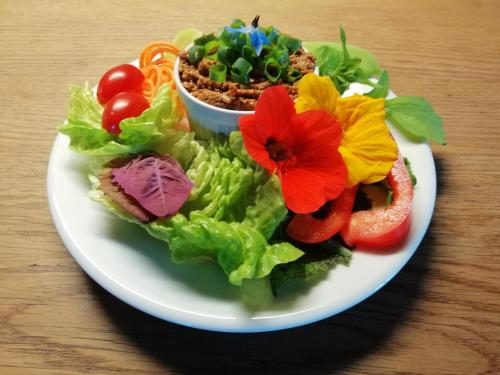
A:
[1,0,499,374]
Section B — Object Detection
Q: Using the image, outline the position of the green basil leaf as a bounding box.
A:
[385,96,446,144]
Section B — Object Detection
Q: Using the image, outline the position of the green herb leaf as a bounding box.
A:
[404,157,418,187]
[303,41,381,77]
[315,45,343,76]
[270,239,352,296]
[209,63,227,82]
[366,69,389,98]
[385,96,446,144]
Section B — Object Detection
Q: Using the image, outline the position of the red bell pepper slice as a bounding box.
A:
[340,155,413,248]
[286,186,358,243]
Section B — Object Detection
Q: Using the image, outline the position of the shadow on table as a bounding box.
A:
[90,233,437,375]
[88,156,447,375]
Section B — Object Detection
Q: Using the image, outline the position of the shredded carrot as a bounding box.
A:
[139,41,180,101]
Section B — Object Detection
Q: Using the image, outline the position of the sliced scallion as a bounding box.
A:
[231,57,253,84]
[284,67,302,83]
[209,63,227,82]
[264,58,282,83]
[194,33,216,46]
[277,34,301,52]
[230,18,246,28]
[188,45,206,65]
[217,45,238,66]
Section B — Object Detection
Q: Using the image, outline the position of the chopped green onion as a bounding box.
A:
[209,63,227,82]
[217,45,238,66]
[284,67,302,83]
[194,33,216,46]
[219,28,233,45]
[231,57,253,84]
[266,46,290,68]
[188,45,206,65]
[264,58,282,83]
[230,18,246,28]
[204,40,221,60]
[242,45,258,67]
[262,26,280,44]
[277,34,302,52]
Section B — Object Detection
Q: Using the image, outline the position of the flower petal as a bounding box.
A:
[280,168,328,214]
[254,85,295,144]
[250,30,269,56]
[289,110,347,199]
[336,95,398,186]
[295,74,340,116]
[239,115,276,173]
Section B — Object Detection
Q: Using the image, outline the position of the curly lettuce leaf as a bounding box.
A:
[88,128,301,287]
[59,84,182,157]
[147,215,303,286]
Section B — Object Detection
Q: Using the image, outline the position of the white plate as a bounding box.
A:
[47,84,436,333]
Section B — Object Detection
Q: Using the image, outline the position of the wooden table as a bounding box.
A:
[1,0,499,373]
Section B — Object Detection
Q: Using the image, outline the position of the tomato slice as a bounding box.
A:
[97,64,145,105]
[102,92,150,135]
[340,155,413,248]
[286,186,358,243]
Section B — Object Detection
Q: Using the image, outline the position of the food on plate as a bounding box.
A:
[177,16,315,110]
[58,20,445,296]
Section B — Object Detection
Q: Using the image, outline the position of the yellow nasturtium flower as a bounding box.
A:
[296,74,398,187]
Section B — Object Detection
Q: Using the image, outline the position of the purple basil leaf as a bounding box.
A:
[112,155,193,217]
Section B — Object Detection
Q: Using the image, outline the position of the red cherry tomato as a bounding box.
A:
[340,155,413,249]
[286,186,358,243]
[97,64,145,105]
[102,92,150,135]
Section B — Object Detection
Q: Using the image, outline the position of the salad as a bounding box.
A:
[58,20,445,297]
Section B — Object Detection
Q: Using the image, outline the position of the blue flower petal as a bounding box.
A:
[250,30,270,56]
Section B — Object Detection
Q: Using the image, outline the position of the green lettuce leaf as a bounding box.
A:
[385,96,446,144]
[59,84,182,157]
[88,128,302,287]
[147,216,303,286]
[270,240,352,296]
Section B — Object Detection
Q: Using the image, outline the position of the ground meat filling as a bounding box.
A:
[179,48,315,111]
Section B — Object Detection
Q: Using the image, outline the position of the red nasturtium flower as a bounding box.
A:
[239,86,347,214]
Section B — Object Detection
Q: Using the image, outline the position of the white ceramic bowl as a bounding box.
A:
[173,56,253,137]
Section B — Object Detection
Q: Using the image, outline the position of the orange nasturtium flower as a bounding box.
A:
[239,86,347,214]
[296,74,398,187]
